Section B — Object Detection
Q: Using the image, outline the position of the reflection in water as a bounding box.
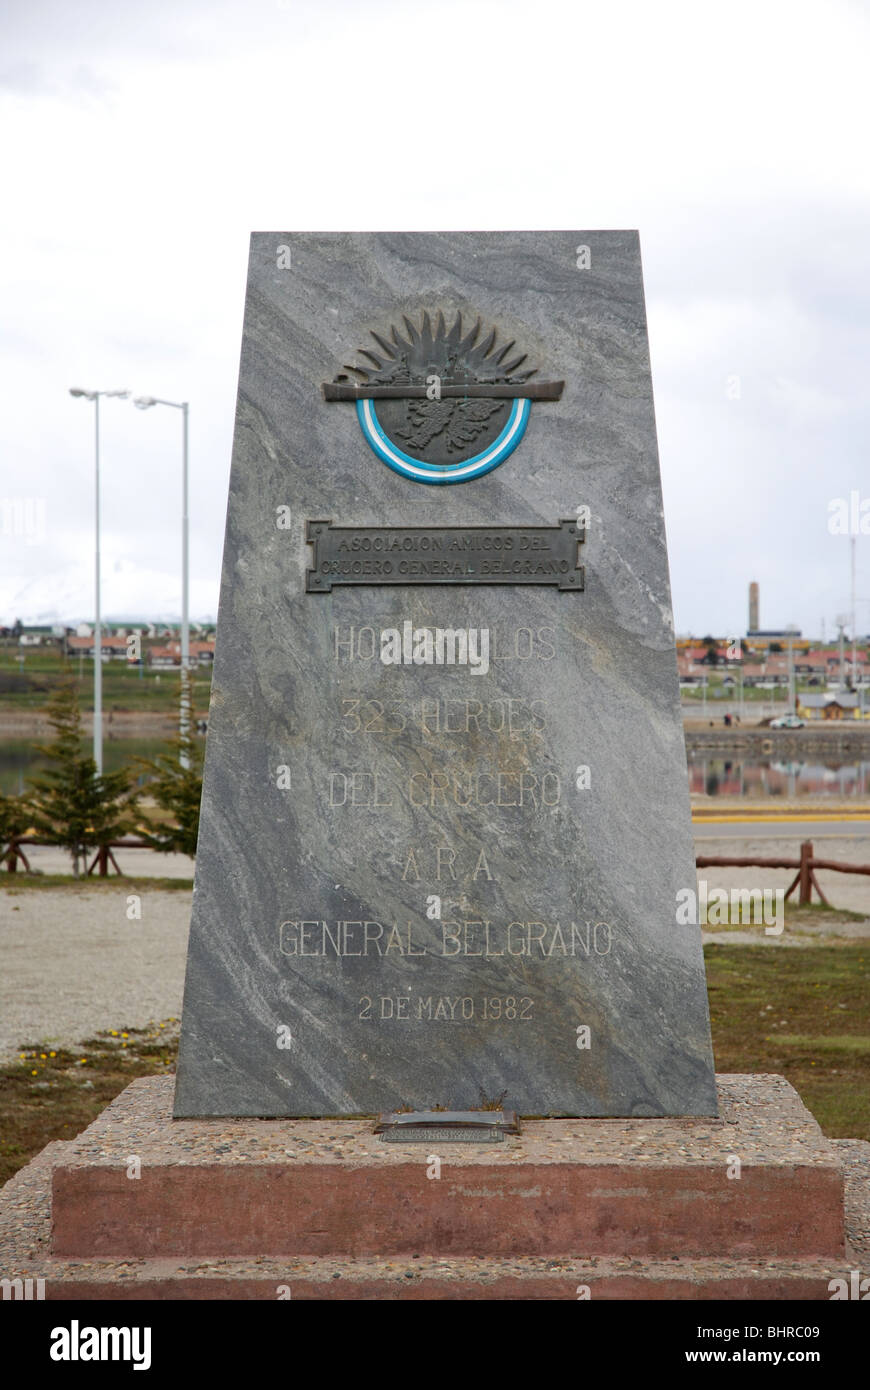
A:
[688,754,870,799]
[2,740,869,802]
[0,738,170,796]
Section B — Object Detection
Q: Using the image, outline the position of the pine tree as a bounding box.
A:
[27,679,137,876]
[137,670,204,857]
[0,790,31,871]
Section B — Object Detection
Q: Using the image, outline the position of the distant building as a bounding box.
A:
[19,624,57,647]
[146,639,214,669]
[68,635,130,660]
[797,693,861,720]
[148,645,181,668]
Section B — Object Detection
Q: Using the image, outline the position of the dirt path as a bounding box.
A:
[695,832,870,915]
[0,887,190,1061]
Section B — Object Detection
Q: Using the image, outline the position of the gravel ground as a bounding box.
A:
[695,832,870,915]
[0,1075,865,1296]
[11,844,195,879]
[1,835,867,1063]
[0,885,190,1061]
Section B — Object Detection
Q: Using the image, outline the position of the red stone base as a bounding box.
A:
[1,1074,865,1300]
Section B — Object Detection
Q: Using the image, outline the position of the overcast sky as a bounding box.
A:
[2,0,869,640]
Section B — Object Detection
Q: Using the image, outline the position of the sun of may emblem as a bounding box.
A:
[322,310,564,484]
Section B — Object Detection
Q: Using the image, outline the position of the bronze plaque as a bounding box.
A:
[306,520,585,592]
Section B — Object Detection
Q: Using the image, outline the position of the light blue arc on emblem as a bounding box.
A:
[357,397,531,484]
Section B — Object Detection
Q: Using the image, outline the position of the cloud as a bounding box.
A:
[1,0,870,640]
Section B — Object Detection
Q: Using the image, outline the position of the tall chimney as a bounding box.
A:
[749,581,759,633]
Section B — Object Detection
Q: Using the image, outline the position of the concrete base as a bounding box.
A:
[1,1074,867,1300]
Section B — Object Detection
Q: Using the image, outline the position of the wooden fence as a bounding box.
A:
[695,839,870,907]
[4,836,870,905]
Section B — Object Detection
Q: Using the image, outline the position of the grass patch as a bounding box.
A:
[2,875,193,893]
[775,1034,870,1055]
[701,904,869,935]
[0,645,211,714]
[705,943,870,1139]
[785,904,869,925]
[0,1023,179,1187]
[1,946,866,1190]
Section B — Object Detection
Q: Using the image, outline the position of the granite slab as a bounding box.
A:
[174,231,717,1117]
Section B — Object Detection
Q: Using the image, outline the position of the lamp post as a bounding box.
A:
[851,537,857,688]
[132,396,190,756]
[69,387,129,774]
[836,615,848,693]
[785,623,799,717]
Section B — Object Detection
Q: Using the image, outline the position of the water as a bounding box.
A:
[688,753,870,800]
[0,738,174,796]
[3,739,869,802]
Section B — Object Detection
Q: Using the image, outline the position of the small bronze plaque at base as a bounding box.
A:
[380,1126,505,1144]
[375,1110,520,1143]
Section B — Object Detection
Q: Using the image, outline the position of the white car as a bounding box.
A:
[769,714,805,729]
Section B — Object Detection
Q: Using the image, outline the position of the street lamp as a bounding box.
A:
[785,623,799,717]
[69,387,129,774]
[835,614,849,693]
[132,396,190,754]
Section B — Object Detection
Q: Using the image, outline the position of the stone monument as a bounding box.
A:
[173,230,718,1119]
[1,233,854,1302]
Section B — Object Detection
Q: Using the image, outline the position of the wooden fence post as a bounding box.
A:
[799,840,812,906]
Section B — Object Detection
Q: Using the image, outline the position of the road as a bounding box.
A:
[694,818,870,839]
[693,821,870,916]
